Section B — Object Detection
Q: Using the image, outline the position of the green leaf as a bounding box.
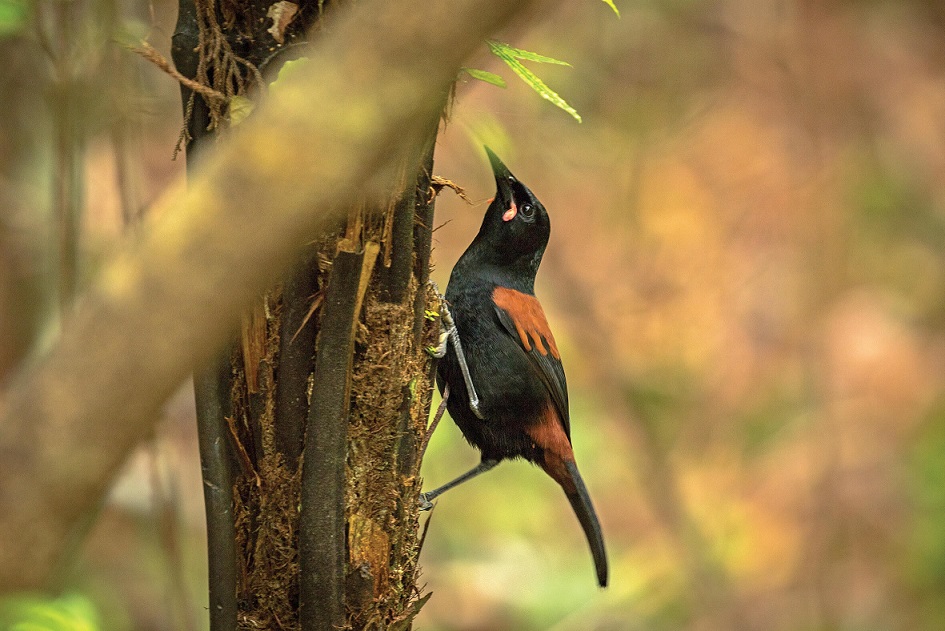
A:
[228,95,255,126]
[504,58,581,123]
[113,20,151,48]
[487,41,582,123]
[0,0,28,37]
[487,40,571,67]
[601,0,620,17]
[269,57,311,98]
[461,67,507,88]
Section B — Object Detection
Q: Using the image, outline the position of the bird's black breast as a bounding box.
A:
[437,272,551,462]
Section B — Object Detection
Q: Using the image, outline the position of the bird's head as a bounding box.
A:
[470,147,550,276]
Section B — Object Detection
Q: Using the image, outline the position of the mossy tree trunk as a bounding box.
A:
[172,2,445,629]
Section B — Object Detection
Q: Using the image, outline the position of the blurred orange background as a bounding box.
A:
[3,0,945,629]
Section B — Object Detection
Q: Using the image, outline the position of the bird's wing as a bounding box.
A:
[491,286,570,439]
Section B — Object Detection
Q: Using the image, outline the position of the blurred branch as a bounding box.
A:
[147,443,200,631]
[47,0,84,314]
[0,0,537,591]
[0,194,44,384]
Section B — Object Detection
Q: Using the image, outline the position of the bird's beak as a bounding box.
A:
[485,146,514,184]
[484,146,517,221]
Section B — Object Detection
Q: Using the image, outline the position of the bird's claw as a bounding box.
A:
[418,493,434,511]
[425,330,449,358]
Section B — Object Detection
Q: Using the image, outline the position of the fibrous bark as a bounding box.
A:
[168,1,488,630]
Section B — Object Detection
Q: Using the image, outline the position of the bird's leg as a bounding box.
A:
[438,302,484,419]
[418,383,448,462]
[419,459,500,511]
[424,281,484,419]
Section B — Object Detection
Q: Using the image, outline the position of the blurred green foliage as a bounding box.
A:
[907,402,945,619]
[600,0,620,18]
[0,594,101,631]
[0,0,27,37]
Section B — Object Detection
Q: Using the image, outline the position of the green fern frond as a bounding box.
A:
[488,41,572,66]
[486,40,581,123]
[461,68,507,88]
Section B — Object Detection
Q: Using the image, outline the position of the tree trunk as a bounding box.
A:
[172,2,446,629]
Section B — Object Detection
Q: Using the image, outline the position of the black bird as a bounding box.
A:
[422,147,608,588]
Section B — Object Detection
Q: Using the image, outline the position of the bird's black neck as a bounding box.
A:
[452,247,539,295]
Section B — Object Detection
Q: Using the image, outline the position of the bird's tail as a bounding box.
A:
[564,459,608,587]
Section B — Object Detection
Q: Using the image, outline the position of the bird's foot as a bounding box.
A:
[424,328,449,358]
[424,283,449,358]
[418,493,435,511]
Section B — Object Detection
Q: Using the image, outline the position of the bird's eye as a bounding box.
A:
[520,204,535,220]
